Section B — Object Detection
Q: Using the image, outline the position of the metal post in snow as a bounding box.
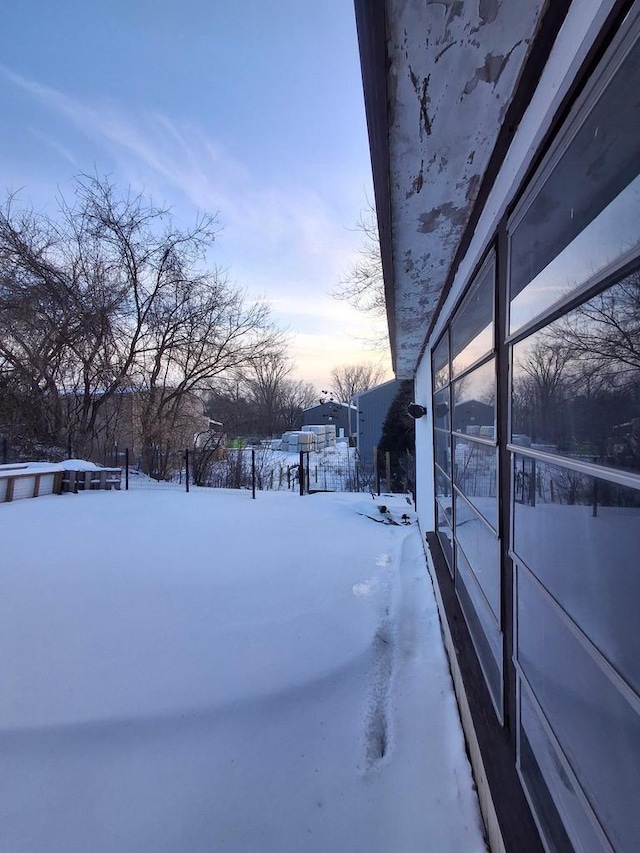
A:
[125,448,130,490]
[185,448,190,493]
[251,448,256,499]
[299,450,304,496]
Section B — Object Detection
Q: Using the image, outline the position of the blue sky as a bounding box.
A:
[0,0,389,389]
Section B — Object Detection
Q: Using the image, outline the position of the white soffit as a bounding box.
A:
[386,0,545,376]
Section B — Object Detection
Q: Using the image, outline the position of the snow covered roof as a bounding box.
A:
[355,378,401,401]
[355,0,550,377]
[302,401,357,411]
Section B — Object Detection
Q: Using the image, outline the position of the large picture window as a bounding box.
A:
[507,12,640,849]
[509,20,640,335]
[431,252,502,717]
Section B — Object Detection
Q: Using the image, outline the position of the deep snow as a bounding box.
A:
[0,487,486,852]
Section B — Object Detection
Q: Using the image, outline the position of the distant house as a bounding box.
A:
[355,379,401,466]
[68,388,210,469]
[302,401,356,438]
[453,399,494,435]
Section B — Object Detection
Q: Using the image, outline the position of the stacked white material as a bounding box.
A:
[281,431,316,453]
[302,424,329,451]
[324,425,337,446]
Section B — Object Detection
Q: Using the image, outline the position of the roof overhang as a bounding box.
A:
[355,0,556,378]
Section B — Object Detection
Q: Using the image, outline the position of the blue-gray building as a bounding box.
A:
[355,379,401,466]
[302,401,355,437]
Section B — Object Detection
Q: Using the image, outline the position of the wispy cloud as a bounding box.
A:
[2,66,354,256]
[2,66,385,387]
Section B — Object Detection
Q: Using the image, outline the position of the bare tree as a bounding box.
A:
[557,274,640,386]
[333,202,385,316]
[245,350,293,436]
[206,355,317,439]
[512,338,572,444]
[329,362,385,404]
[0,175,283,461]
[278,379,317,429]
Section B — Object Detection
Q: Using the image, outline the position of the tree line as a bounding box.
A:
[512,272,640,471]
[0,175,284,462]
[0,175,390,468]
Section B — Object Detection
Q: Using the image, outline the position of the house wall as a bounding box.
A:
[412,3,640,850]
[83,390,209,465]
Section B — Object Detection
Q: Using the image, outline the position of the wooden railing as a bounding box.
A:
[0,466,121,504]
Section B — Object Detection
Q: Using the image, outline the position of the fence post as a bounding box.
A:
[125,448,130,490]
[251,449,256,499]
[299,450,304,496]
[185,448,190,493]
[2,437,7,465]
[374,446,380,495]
[385,452,391,492]
[529,458,536,507]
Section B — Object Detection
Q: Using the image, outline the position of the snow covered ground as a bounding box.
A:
[1,487,486,852]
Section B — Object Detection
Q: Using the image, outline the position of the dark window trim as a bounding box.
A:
[513,553,640,714]
[426,532,544,853]
[420,0,576,354]
[455,543,504,723]
[451,432,496,449]
[450,348,496,385]
[423,0,635,351]
[451,251,497,377]
[424,5,640,850]
[455,534,502,636]
[496,221,517,746]
[505,250,640,346]
[508,444,640,492]
[454,486,499,540]
[516,679,604,851]
[508,2,640,237]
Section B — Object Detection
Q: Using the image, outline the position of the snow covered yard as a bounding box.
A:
[0,488,486,853]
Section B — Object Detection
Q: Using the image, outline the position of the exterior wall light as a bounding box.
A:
[407,403,427,419]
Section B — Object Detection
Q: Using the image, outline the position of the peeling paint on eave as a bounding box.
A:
[384,0,546,378]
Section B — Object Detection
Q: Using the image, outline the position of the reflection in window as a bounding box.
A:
[509,33,640,332]
[519,685,610,852]
[454,493,500,621]
[433,334,449,390]
[453,358,495,436]
[436,501,453,570]
[512,271,640,473]
[435,465,451,499]
[435,429,451,479]
[451,256,494,375]
[513,454,640,696]
[453,437,497,528]
[434,388,450,430]
[456,545,502,712]
[517,567,640,852]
